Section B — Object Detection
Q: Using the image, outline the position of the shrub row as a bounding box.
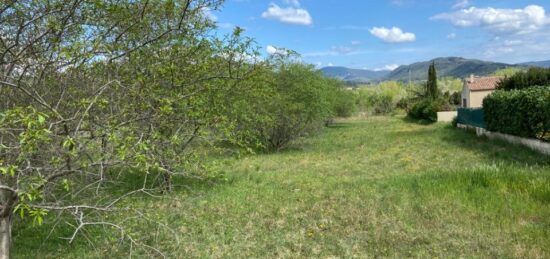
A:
[483,86,550,141]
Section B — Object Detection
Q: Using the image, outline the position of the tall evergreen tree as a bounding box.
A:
[426,62,438,99]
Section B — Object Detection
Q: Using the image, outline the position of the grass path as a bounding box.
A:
[14,116,550,258]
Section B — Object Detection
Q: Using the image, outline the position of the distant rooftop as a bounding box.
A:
[465,76,503,91]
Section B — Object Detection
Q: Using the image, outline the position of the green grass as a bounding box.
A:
[13,116,550,258]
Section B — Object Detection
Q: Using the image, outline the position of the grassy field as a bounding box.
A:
[13,116,550,258]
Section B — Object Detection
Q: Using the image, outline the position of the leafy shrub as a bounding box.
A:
[497,68,550,90]
[332,89,357,118]
[243,63,344,151]
[396,97,414,111]
[227,61,355,152]
[356,81,407,115]
[449,92,461,106]
[372,94,394,114]
[483,86,550,141]
[408,99,444,122]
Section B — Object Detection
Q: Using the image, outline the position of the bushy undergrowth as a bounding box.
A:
[408,99,443,122]
[226,62,354,152]
[354,77,462,117]
[355,81,408,115]
[406,63,458,122]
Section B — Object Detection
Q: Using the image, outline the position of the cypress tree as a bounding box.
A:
[426,62,438,99]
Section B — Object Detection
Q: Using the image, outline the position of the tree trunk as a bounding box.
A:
[0,213,11,259]
[163,172,172,193]
[0,188,16,259]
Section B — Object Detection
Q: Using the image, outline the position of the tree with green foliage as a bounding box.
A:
[258,61,343,151]
[492,67,526,77]
[426,62,439,99]
[0,0,264,256]
[407,63,452,122]
[0,1,353,256]
[497,67,550,90]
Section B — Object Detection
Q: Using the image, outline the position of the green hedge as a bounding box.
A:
[483,86,550,141]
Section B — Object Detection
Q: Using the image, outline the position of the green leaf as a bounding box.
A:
[37,114,45,124]
[62,179,70,191]
[63,137,75,149]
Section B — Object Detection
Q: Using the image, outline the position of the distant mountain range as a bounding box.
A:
[519,60,550,68]
[320,57,550,83]
[319,66,389,82]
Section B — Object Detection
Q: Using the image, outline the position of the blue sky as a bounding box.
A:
[211,0,550,70]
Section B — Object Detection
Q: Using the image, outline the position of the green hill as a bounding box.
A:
[321,57,550,83]
[386,57,517,81]
[320,66,390,83]
[519,60,550,68]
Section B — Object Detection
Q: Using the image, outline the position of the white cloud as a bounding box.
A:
[432,5,550,34]
[452,0,471,10]
[351,40,361,45]
[374,64,400,71]
[447,33,457,39]
[369,26,416,43]
[327,63,334,67]
[266,45,288,55]
[261,4,312,25]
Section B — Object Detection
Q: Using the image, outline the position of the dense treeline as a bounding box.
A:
[0,0,350,256]
[497,67,550,90]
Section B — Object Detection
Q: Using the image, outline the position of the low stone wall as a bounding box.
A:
[457,123,550,156]
[437,111,457,122]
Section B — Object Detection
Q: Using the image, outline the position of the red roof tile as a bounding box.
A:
[466,76,503,91]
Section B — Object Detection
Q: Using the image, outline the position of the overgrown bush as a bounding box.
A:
[483,86,550,141]
[332,89,357,118]
[448,92,461,106]
[406,63,459,122]
[232,62,346,151]
[408,99,445,122]
[356,81,407,115]
[497,68,550,90]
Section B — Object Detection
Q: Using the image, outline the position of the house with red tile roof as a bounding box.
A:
[461,75,503,108]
